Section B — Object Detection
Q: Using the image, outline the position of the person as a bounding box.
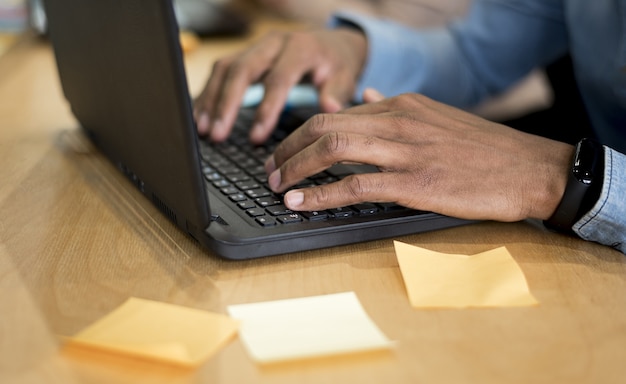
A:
[193,0,626,254]
[245,0,469,27]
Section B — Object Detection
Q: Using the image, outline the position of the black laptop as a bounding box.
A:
[43,0,471,259]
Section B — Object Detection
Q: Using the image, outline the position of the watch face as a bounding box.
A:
[573,139,602,185]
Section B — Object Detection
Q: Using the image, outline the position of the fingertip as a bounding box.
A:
[284,190,304,209]
[264,155,276,174]
[196,112,210,135]
[210,119,228,142]
[363,88,385,103]
[268,168,281,191]
[250,123,271,144]
[320,95,343,113]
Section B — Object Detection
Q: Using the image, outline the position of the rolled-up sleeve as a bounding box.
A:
[329,0,568,107]
[574,148,626,254]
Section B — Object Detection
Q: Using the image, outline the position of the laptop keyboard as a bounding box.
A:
[198,108,412,227]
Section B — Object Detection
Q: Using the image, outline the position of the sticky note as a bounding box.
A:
[227,292,394,364]
[394,241,538,308]
[67,297,239,366]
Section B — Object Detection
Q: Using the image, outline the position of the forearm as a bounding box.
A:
[329,0,568,107]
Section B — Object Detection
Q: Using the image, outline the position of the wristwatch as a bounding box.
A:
[544,138,605,233]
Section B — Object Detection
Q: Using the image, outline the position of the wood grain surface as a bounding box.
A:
[1,17,625,384]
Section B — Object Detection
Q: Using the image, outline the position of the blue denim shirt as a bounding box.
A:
[331,0,626,253]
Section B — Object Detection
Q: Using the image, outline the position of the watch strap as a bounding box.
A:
[544,138,604,233]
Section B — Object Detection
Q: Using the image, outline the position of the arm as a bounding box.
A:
[331,0,569,107]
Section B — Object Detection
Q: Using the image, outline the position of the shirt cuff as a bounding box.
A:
[327,10,479,106]
[573,147,626,254]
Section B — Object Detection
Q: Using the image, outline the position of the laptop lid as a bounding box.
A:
[44,0,211,235]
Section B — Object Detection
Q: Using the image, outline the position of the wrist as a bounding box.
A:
[544,138,605,232]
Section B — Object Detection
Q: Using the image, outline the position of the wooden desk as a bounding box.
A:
[1,19,626,384]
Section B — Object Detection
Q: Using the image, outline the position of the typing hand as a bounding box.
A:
[193,28,367,144]
[265,92,575,222]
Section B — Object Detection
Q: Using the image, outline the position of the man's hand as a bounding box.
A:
[193,28,367,143]
[265,92,575,222]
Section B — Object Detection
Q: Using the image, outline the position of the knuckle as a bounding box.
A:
[211,55,237,75]
[286,32,314,50]
[321,131,350,158]
[262,71,290,90]
[310,186,332,206]
[342,175,372,200]
[226,58,249,78]
[388,93,427,110]
[305,113,332,138]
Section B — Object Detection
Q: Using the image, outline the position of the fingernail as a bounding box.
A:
[197,112,210,134]
[268,169,281,191]
[285,191,304,208]
[265,155,276,174]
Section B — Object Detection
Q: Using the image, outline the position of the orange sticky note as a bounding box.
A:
[67,297,239,366]
[394,241,539,308]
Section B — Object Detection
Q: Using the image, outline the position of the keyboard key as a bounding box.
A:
[353,203,379,215]
[246,188,271,199]
[221,186,239,195]
[266,205,293,216]
[213,179,231,188]
[329,207,353,218]
[246,208,266,217]
[204,172,223,182]
[229,193,247,202]
[237,200,257,209]
[277,213,303,224]
[256,216,276,227]
[217,165,240,175]
[248,165,267,176]
[236,180,260,190]
[378,202,406,212]
[301,210,329,221]
[314,176,337,185]
[256,196,282,207]
[226,173,251,183]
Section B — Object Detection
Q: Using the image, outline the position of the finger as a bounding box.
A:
[268,111,425,174]
[205,33,288,141]
[317,70,356,113]
[282,172,403,211]
[362,88,385,103]
[250,33,327,143]
[193,56,235,135]
[250,71,306,144]
[268,130,412,193]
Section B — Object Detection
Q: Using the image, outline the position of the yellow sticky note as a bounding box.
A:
[67,297,239,366]
[394,241,538,308]
[227,292,394,364]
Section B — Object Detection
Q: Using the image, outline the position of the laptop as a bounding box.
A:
[43,0,472,259]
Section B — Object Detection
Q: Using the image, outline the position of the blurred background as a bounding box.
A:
[0,0,553,126]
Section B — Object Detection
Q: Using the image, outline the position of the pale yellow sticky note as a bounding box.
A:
[227,292,394,364]
[67,297,239,366]
[394,241,538,308]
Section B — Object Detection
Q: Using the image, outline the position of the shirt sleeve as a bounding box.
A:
[329,0,568,107]
[574,147,626,254]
